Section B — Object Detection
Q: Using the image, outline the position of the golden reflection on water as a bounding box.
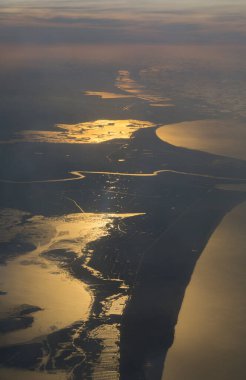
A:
[116,70,174,107]
[156,120,246,160]
[0,256,91,346]
[84,91,133,99]
[163,202,246,380]
[0,209,129,256]
[5,120,154,144]
[0,209,144,346]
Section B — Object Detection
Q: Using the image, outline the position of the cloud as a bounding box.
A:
[0,1,245,45]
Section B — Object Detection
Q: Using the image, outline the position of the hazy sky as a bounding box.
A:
[0,0,245,136]
[0,0,245,45]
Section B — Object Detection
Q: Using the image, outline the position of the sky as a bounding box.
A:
[0,0,245,138]
[0,0,246,45]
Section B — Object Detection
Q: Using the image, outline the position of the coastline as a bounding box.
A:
[162,201,246,380]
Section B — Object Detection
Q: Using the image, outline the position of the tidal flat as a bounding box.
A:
[0,1,246,379]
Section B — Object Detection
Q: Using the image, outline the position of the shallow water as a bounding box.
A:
[0,251,91,346]
[162,202,246,380]
[0,1,246,378]
[2,120,154,145]
[0,210,143,346]
[156,120,246,160]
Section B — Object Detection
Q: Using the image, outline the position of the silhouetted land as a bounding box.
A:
[0,125,245,379]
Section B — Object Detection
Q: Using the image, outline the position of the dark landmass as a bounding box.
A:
[0,123,245,379]
[0,47,246,377]
[0,2,245,378]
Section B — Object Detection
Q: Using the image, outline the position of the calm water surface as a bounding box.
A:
[163,202,246,380]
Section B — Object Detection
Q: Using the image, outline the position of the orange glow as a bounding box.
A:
[84,91,134,99]
[0,209,144,346]
[163,202,246,380]
[116,70,173,107]
[156,120,246,160]
[5,120,155,144]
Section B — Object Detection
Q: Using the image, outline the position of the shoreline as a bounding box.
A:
[162,201,246,380]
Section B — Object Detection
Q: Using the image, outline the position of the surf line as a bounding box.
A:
[77,170,246,182]
[1,170,246,185]
[0,171,85,184]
